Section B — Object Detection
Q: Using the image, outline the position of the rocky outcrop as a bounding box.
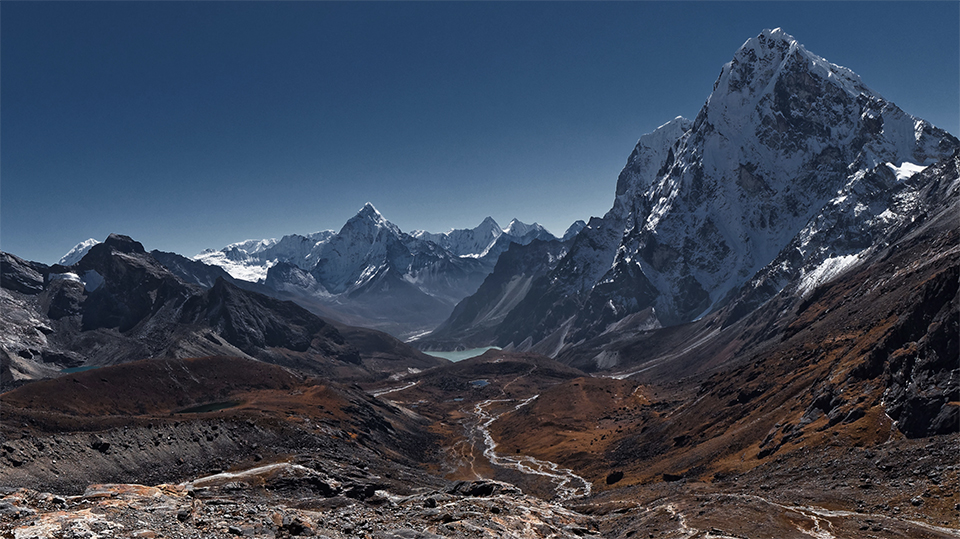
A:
[73,234,194,332]
[0,253,46,295]
[0,474,600,539]
[881,264,959,437]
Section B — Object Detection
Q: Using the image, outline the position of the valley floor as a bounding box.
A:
[1,353,956,539]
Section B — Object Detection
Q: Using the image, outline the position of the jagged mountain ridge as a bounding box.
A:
[192,204,555,284]
[0,234,444,387]
[410,216,556,260]
[183,203,560,338]
[412,216,503,257]
[424,28,958,354]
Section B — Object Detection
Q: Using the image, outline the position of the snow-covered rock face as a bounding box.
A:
[311,203,408,294]
[741,150,959,312]
[562,220,587,241]
[596,28,958,327]
[503,219,541,238]
[612,116,693,222]
[455,28,958,352]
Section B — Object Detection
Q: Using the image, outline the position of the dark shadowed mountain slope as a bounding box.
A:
[0,234,445,387]
[421,238,574,351]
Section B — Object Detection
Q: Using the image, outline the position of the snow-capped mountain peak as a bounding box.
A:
[343,202,401,236]
[358,202,383,220]
[715,28,869,105]
[503,219,543,237]
[58,239,100,266]
[479,216,500,229]
[611,28,956,325]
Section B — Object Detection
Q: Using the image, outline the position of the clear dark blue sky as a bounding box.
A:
[3,1,957,264]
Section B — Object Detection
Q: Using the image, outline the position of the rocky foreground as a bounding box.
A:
[0,349,958,538]
[3,446,959,539]
[1,467,594,539]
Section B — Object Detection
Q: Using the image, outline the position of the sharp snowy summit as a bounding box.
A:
[58,239,100,266]
[605,28,955,322]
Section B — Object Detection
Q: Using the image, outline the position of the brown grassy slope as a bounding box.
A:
[1,356,300,421]
[0,355,444,494]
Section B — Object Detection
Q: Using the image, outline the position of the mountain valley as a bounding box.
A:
[1,28,957,538]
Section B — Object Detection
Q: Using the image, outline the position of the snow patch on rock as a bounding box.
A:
[798,254,861,296]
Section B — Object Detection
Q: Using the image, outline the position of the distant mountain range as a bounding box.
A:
[52,206,571,340]
[29,28,960,366]
[2,233,445,387]
[23,27,960,373]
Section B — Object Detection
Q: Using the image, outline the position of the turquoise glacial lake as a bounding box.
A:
[423,347,500,362]
[60,365,101,374]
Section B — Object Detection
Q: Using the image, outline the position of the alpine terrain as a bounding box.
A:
[1,233,444,387]
[423,27,958,356]
[1,29,957,539]
[194,204,560,339]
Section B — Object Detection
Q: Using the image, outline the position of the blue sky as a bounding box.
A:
[3,1,958,264]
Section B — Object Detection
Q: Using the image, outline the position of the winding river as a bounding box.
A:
[470,395,592,500]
